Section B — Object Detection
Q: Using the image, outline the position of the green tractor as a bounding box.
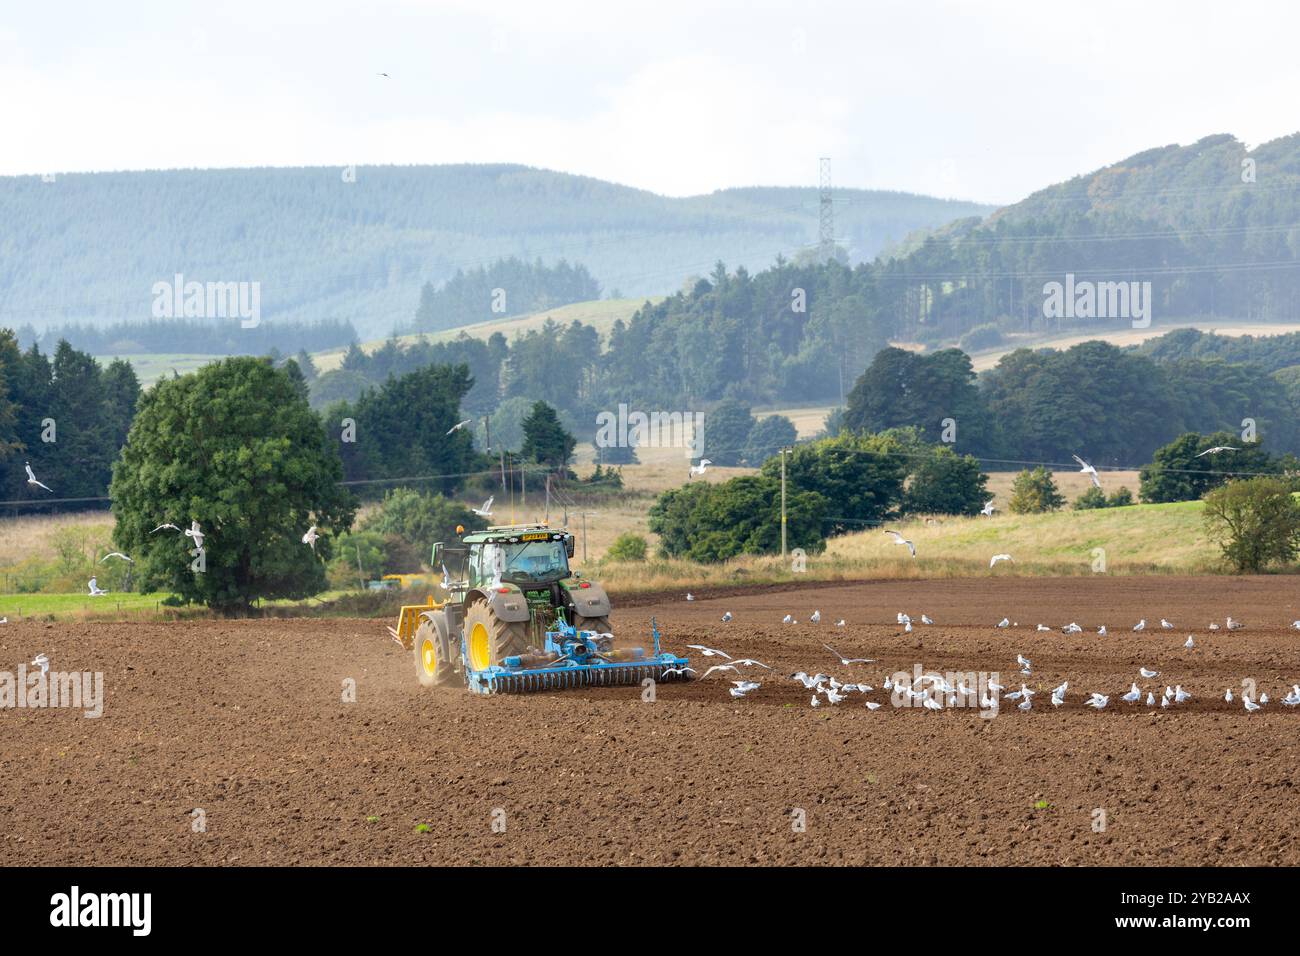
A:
[393,524,627,692]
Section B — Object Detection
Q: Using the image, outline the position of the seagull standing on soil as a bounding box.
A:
[1160,619,1174,629]
[884,530,916,557]
[1072,455,1102,488]
[1121,683,1141,703]
[24,462,52,493]
[1184,635,1195,648]
[1085,693,1110,709]
[1139,667,1159,679]
[810,610,821,624]
[1133,619,1146,632]
[721,612,732,623]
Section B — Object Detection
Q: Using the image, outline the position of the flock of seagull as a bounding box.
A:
[672,599,1296,714]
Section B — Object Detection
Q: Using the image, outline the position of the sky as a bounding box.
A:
[3,0,1299,205]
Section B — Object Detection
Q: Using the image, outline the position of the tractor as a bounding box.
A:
[389,523,689,694]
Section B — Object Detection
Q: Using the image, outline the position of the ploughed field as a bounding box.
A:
[3,575,1300,865]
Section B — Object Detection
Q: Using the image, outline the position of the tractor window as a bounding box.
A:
[501,540,569,584]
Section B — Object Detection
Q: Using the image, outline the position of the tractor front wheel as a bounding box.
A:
[463,599,529,672]
[413,619,456,688]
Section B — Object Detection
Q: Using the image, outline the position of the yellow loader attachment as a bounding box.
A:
[387,595,440,650]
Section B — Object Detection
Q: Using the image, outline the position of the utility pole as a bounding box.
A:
[545,473,551,524]
[780,447,789,561]
[484,415,491,453]
[578,512,597,564]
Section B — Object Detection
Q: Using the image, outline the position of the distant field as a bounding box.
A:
[0,591,164,619]
[967,320,1300,371]
[93,354,217,384]
[311,297,658,372]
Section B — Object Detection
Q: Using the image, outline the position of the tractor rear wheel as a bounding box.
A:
[573,614,611,635]
[463,599,529,672]
[413,619,456,688]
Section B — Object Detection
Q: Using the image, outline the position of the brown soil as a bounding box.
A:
[3,574,1300,866]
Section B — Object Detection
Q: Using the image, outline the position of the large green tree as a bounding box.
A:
[1139,431,1283,503]
[110,357,355,611]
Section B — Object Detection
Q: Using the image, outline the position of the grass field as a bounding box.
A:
[311,297,658,372]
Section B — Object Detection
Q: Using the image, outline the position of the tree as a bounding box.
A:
[1203,478,1300,572]
[521,400,575,467]
[1072,485,1108,510]
[359,488,484,566]
[905,447,989,516]
[110,357,355,612]
[605,532,648,562]
[759,432,907,534]
[701,400,755,466]
[1007,467,1065,514]
[744,415,796,465]
[1139,431,1281,503]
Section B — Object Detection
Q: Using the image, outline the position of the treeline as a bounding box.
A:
[0,332,140,503]
[844,340,1300,466]
[410,257,600,333]
[15,318,358,357]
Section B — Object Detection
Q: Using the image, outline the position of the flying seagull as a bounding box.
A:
[150,523,181,534]
[24,462,52,493]
[31,653,49,676]
[700,664,740,680]
[472,496,494,518]
[823,644,874,665]
[1196,446,1238,457]
[990,554,1012,568]
[184,521,204,550]
[980,500,996,517]
[87,577,107,596]
[688,459,713,479]
[100,552,133,563]
[302,526,319,550]
[883,530,916,557]
[446,419,473,435]
[1072,454,1102,488]
[685,644,731,659]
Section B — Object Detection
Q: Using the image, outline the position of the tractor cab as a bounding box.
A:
[435,526,576,593]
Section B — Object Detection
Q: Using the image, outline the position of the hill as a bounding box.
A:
[0,164,991,340]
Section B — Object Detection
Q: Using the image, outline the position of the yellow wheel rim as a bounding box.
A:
[419,638,437,677]
[469,622,491,671]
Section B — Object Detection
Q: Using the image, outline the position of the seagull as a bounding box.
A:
[790,672,821,689]
[446,419,473,435]
[100,552,132,563]
[729,658,771,670]
[1224,689,1234,703]
[1016,653,1032,673]
[688,459,713,479]
[1063,622,1082,633]
[1139,667,1159,679]
[150,523,181,534]
[1161,695,1169,709]
[810,696,821,708]
[1085,693,1109,709]
[1133,619,1146,632]
[87,577,107,596]
[24,462,52,493]
[184,521,204,550]
[1145,691,1155,706]
[823,686,848,705]
[440,563,452,590]
[1018,697,1032,712]
[1261,692,1269,705]
[1036,624,1052,632]
[1121,683,1141,703]
[834,619,845,627]
[1174,686,1191,703]
[721,612,732,623]
[810,610,821,624]
[1196,446,1239,457]
[782,614,794,624]
[301,526,319,550]
[1072,454,1102,488]
[884,530,916,557]
[1227,617,1243,630]
[980,500,996,517]
[989,554,1013,568]
[1244,696,1261,712]
[921,614,934,625]
[686,644,731,659]
[824,644,874,665]
[1209,622,1220,631]
[1098,625,1108,636]
[730,680,762,697]
[30,653,48,676]
[660,666,696,678]
[700,664,740,680]
[997,618,1010,628]
[472,497,494,518]
[685,593,695,602]
[1160,619,1174,629]
[864,701,882,711]
[1184,635,1194,648]
[1052,681,1069,698]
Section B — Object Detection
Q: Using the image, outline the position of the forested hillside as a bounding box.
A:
[0,164,990,340]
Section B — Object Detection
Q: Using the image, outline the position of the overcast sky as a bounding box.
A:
[3,0,1298,205]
